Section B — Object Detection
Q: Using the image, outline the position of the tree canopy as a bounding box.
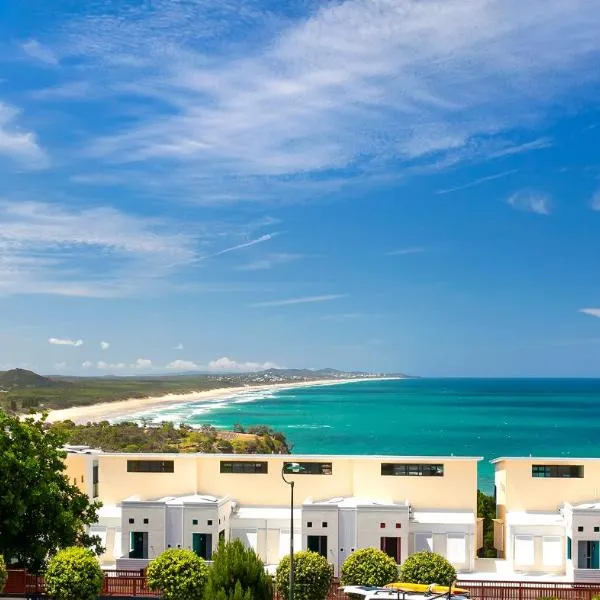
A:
[44,547,104,600]
[147,548,209,600]
[275,551,333,600]
[0,411,102,571]
[400,552,457,586]
[340,547,399,587]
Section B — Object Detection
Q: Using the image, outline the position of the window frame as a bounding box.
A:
[219,460,268,474]
[126,460,175,473]
[531,464,584,478]
[381,463,444,477]
[283,461,332,475]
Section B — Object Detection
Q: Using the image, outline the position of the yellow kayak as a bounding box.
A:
[384,583,468,595]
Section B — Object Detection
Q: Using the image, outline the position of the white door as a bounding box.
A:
[338,508,356,566]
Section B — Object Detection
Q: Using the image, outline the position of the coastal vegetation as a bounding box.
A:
[147,548,209,600]
[275,551,333,600]
[50,420,291,454]
[477,490,497,558]
[0,411,102,571]
[0,556,6,594]
[0,367,385,414]
[44,547,104,600]
[340,547,398,587]
[400,551,457,586]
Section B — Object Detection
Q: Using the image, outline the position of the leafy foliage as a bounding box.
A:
[204,539,272,600]
[340,548,399,587]
[44,547,104,600]
[147,548,210,600]
[477,489,497,558]
[0,555,7,593]
[48,420,290,454]
[275,551,333,600]
[0,411,102,571]
[400,552,457,586]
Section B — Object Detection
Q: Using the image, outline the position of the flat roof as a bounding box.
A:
[305,496,408,508]
[412,511,475,525]
[505,511,563,526]
[234,507,301,520]
[492,457,600,464]
[82,452,483,461]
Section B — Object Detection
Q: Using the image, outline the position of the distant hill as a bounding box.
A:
[0,368,65,390]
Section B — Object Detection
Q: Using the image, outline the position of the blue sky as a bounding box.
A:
[1,0,600,377]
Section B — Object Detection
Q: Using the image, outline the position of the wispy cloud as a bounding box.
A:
[173,343,184,351]
[31,81,91,100]
[250,294,346,308]
[0,102,48,168]
[205,233,278,259]
[507,190,552,215]
[580,308,600,318]
[237,252,304,271]
[49,337,83,347]
[100,341,111,350]
[21,39,59,65]
[207,356,279,372]
[436,170,518,195]
[166,359,199,370]
[591,191,600,211]
[29,0,600,203]
[385,247,425,256]
[321,313,365,321]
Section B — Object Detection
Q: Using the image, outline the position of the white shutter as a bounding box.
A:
[244,531,258,551]
[114,530,123,559]
[279,531,300,560]
[514,535,535,566]
[446,534,466,564]
[542,537,562,567]
[415,533,433,552]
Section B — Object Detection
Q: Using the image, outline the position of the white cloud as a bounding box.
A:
[0,102,48,168]
[385,247,425,256]
[48,337,83,347]
[580,308,600,318]
[50,0,600,201]
[436,170,518,195]
[207,356,279,372]
[173,343,184,350]
[100,341,111,350]
[82,360,93,368]
[238,253,304,271]
[21,40,59,65]
[250,294,346,308]
[591,191,600,211]
[133,358,152,369]
[97,361,126,370]
[507,190,552,215]
[166,359,199,370]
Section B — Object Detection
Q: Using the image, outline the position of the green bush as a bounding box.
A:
[0,555,7,594]
[203,539,272,600]
[147,548,209,600]
[44,547,104,600]
[341,548,398,587]
[400,552,456,586]
[275,551,333,600]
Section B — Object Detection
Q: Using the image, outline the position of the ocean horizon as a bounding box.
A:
[115,377,600,492]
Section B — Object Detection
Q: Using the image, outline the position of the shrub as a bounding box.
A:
[400,552,456,586]
[0,555,7,594]
[341,548,399,587]
[147,548,209,600]
[44,547,104,600]
[275,551,333,600]
[203,539,272,600]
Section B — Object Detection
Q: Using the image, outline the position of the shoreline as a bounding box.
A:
[39,377,403,425]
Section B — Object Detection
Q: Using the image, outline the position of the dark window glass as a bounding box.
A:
[127,460,174,473]
[283,462,332,475]
[307,535,327,558]
[143,518,149,524]
[92,461,99,498]
[381,463,444,477]
[532,465,584,478]
[207,520,213,526]
[220,461,268,474]
[193,519,198,525]
[128,518,134,524]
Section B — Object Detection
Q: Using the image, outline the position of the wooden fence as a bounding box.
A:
[458,581,600,600]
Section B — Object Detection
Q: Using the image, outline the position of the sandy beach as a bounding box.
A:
[40,377,402,425]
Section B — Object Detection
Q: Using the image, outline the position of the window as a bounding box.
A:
[567,537,572,560]
[143,518,149,524]
[283,462,332,475]
[446,534,466,563]
[579,526,584,532]
[542,537,562,567]
[307,522,312,528]
[127,460,174,473]
[208,520,213,526]
[322,522,328,528]
[514,535,535,566]
[380,523,386,529]
[129,532,148,559]
[220,461,268,474]
[192,519,198,526]
[532,464,583,478]
[92,461,99,498]
[193,533,212,560]
[128,518,135,524]
[307,535,328,558]
[396,523,402,529]
[595,527,599,533]
[381,463,444,477]
[381,537,401,563]
[415,533,433,553]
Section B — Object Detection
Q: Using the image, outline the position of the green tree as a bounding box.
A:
[0,555,7,594]
[147,548,209,600]
[400,552,456,586]
[341,548,398,587]
[204,539,272,600]
[44,547,103,600]
[275,551,333,600]
[0,411,102,571]
[477,489,497,558]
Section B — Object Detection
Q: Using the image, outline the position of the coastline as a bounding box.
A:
[39,377,403,425]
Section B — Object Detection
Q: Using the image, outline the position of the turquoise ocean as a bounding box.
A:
[120,378,600,492]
